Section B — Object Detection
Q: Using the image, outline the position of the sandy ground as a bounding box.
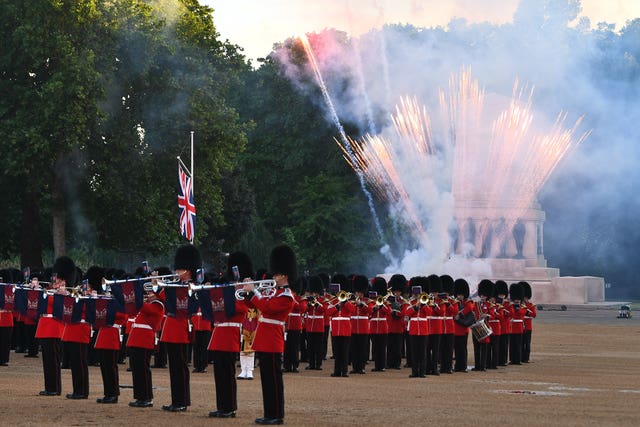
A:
[1,308,639,426]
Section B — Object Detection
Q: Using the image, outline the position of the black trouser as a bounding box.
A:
[370,334,387,370]
[472,336,487,371]
[118,331,128,363]
[299,330,308,362]
[0,327,12,364]
[40,338,61,393]
[192,330,211,371]
[403,331,411,366]
[322,326,329,359]
[212,350,238,412]
[129,347,153,401]
[427,334,441,374]
[283,330,301,371]
[257,352,285,419]
[306,331,323,369]
[350,333,369,372]
[154,341,167,367]
[99,349,120,397]
[87,333,98,366]
[499,334,509,366]
[410,335,427,376]
[487,335,500,369]
[454,334,468,372]
[509,333,523,364]
[387,333,403,368]
[332,336,350,376]
[166,342,190,406]
[440,333,454,373]
[65,341,89,396]
[12,321,23,351]
[522,330,532,362]
[24,323,39,356]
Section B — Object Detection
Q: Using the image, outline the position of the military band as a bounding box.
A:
[0,245,540,426]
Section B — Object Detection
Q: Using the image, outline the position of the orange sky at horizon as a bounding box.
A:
[203,0,640,63]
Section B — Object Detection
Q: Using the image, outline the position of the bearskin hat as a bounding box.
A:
[255,268,268,281]
[7,268,21,283]
[291,276,306,294]
[495,280,508,297]
[52,256,77,285]
[84,266,105,293]
[509,282,524,301]
[408,276,425,293]
[454,278,470,299]
[477,279,494,297]
[372,276,388,296]
[154,266,173,277]
[520,281,532,299]
[352,275,369,294]
[227,251,254,281]
[308,275,324,294]
[318,272,330,290]
[331,273,348,293]
[440,274,454,295]
[427,274,442,293]
[269,245,297,283]
[388,274,407,293]
[174,244,202,279]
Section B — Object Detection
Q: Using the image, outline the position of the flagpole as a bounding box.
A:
[190,130,194,244]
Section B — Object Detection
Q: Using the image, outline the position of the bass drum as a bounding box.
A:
[470,319,492,341]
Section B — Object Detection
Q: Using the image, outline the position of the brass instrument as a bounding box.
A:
[233,279,278,300]
[101,274,180,292]
[336,290,351,303]
[418,292,432,306]
[375,294,386,306]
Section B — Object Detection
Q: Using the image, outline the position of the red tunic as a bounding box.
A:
[35,295,64,339]
[404,303,431,336]
[191,310,212,332]
[208,300,248,352]
[285,295,307,331]
[487,302,503,336]
[350,300,371,335]
[453,300,474,336]
[472,300,493,343]
[126,300,165,350]
[510,303,527,334]
[443,299,457,334]
[368,302,390,335]
[499,301,513,335]
[428,300,445,335]
[387,299,408,334]
[95,312,129,351]
[327,301,355,337]
[245,287,295,353]
[523,302,536,331]
[303,298,326,333]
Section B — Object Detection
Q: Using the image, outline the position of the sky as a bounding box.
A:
[204,0,640,63]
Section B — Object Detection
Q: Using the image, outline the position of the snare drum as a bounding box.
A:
[470,319,492,341]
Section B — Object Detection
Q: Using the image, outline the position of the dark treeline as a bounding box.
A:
[0,1,638,298]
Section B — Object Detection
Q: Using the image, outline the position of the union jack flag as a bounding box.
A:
[178,164,196,241]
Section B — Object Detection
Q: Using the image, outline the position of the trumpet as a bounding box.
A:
[233,279,277,300]
[375,294,387,306]
[336,290,351,303]
[143,280,186,293]
[102,274,180,292]
[306,295,319,306]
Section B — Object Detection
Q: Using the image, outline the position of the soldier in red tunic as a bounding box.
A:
[159,244,201,412]
[509,282,527,365]
[349,275,371,375]
[36,256,76,396]
[126,290,165,408]
[453,278,474,373]
[439,275,457,374]
[521,281,536,363]
[368,277,390,372]
[386,274,408,370]
[207,251,251,419]
[283,277,307,373]
[243,245,297,425]
[303,276,325,371]
[404,276,431,378]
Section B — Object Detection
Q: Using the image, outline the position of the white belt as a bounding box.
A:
[132,323,152,330]
[352,316,368,320]
[511,319,524,323]
[410,318,428,322]
[259,317,285,326]
[332,317,350,321]
[524,316,532,319]
[307,315,324,319]
[488,319,500,322]
[127,318,135,322]
[444,316,454,320]
[288,313,301,317]
[0,309,11,313]
[42,314,54,318]
[216,322,241,328]
[370,318,387,321]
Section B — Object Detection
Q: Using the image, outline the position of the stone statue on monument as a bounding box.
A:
[513,218,526,259]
